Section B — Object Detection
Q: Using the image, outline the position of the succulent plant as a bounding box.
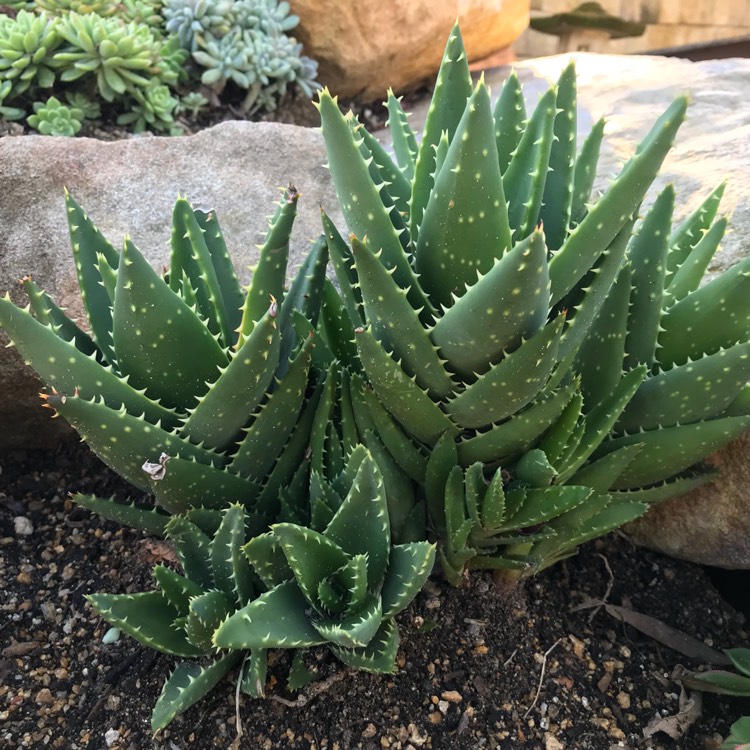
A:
[64,88,100,119]
[175,89,209,117]
[0,186,327,531]
[0,79,25,120]
[119,0,163,28]
[27,94,84,134]
[53,12,162,101]
[163,0,233,51]
[35,0,118,16]
[87,504,268,733]
[0,10,62,94]
[724,717,750,750]
[673,648,750,697]
[116,79,180,133]
[316,25,750,579]
[214,449,435,673]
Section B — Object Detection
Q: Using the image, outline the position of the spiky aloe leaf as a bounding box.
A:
[153,564,205,614]
[658,255,750,366]
[184,589,235,650]
[112,239,228,410]
[480,469,506,529]
[380,541,435,618]
[169,197,234,347]
[237,186,298,345]
[313,593,383,648]
[21,277,101,361]
[556,365,647,482]
[502,86,557,242]
[72,494,170,535]
[310,362,337,477]
[425,430,457,533]
[539,62,576,250]
[166,515,214,590]
[539,390,584,466]
[214,579,326,649]
[456,382,577,466]
[87,591,203,657]
[666,182,725,286]
[317,553,368,616]
[415,79,512,307]
[570,117,605,227]
[597,415,750,489]
[608,471,715,504]
[41,392,225,495]
[549,96,688,305]
[445,315,565,429]
[324,452,391,588]
[180,302,280,452]
[319,280,360,375]
[500,486,591,532]
[65,190,119,364]
[430,229,549,379]
[352,235,453,399]
[618,343,750,433]
[513,449,557,487]
[287,651,316,692]
[95,253,118,304]
[321,209,363,326]
[194,207,244,341]
[210,504,255,606]
[567,444,644,492]
[0,296,179,428]
[241,649,268,697]
[493,70,526,175]
[356,120,412,219]
[317,91,431,317]
[229,332,313,480]
[574,264,632,408]
[331,617,400,674]
[623,185,674,369]
[243,530,293,588]
[361,386,428,483]
[409,23,472,241]
[386,89,418,179]
[151,652,242,735]
[665,216,727,305]
[354,325,457,446]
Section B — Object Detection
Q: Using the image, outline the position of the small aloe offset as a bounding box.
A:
[316,24,750,579]
[214,449,435,672]
[87,504,266,733]
[0,186,324,529]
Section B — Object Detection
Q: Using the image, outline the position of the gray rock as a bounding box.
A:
[0,121,342,449]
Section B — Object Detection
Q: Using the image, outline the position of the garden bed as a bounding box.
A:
[1,440,747,750]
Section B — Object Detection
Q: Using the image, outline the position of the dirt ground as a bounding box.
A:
[1,441,748,750]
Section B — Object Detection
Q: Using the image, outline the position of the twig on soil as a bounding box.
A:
[503,649,518,668]
[524,639,562,719]
[588,553,615,624]
[269,668,351,708]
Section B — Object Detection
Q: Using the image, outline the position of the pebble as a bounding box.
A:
[14,517,33,536]
[104,728,119,747]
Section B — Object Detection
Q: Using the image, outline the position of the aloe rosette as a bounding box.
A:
[315,25,750,579]
[0,186,327,531]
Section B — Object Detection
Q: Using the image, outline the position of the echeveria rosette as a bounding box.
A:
[316,24,750,581]
[214,451,436,673]
[87,504,267,734]
[27,94,84,135]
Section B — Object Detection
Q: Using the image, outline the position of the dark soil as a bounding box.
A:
[1,441,748,750]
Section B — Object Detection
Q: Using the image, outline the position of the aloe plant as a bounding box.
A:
[724,717,750,750]
[0,186,325,530]
[214,448,435,672]
[315,24,750,580]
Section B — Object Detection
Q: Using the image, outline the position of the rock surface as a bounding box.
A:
[0,121,342,449]
[290,0,530,98]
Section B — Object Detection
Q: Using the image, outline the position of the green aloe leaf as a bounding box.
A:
[87,591,203,657]
[72,494,170,535]
[150,652,242,735]
[386,89,418,179]
[153,564,204,614]
[431,229,550,380]
[313,593,383,648]
[244,531,293,588]
[445,316,565,429]
[214,579,326,649]
[569,117,605,227]
[321,209,363,326]
[211,504,256,607]
[500,485,591,532]
[549,96,688,305]
[166,516,214,591]
[331,617,400,674]
[425,430,458,533]
[567,444,644,492]
[415,78,511,307]
[381,542,436,618]
[241,649,268,697]
[493,70,526,174]
[185,589,235,650]
[112,238,228,410]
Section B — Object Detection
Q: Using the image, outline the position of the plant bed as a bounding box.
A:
[1,440,747,750]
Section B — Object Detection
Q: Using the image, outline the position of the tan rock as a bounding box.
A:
[290,0,530,98]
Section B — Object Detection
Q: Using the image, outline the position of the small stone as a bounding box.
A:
[104,728,119,747]
[545,734,564,750]
[14,516,33,536]
[362,724,377,739]
[427,711,443,725]
[616,691,631,709]
[35,688,53,705]
[438,700,450,715]
[441,690,462,703]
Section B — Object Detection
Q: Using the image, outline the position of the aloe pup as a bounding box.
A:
[316,25,750,580]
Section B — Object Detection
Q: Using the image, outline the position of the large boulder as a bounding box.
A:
[0,122,342,450]
[290,0,530,99]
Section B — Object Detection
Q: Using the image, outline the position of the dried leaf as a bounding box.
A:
[643,688,702,739]
[2,641,41,657]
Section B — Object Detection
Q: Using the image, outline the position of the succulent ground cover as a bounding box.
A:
[1,442,748,749]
